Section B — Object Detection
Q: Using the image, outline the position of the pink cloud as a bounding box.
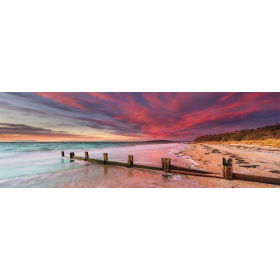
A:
[28,92,280,140]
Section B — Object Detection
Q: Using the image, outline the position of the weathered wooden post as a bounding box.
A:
[225,158,233,180]
[128,155,133,167]
[61,151,64,157]
[161,158,165,170]
[70,152,75,159]
[164,158,171,173]
[85,151,89,160]
[222,158,226,178]
[103,153,108,164]
[223,158,233,180]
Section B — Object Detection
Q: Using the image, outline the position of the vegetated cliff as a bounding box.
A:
[194,123,280,143]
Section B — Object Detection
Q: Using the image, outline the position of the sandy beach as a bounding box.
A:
[1,141,279,188]
[180,143,280,188]
[61,142,280,188]
[62,142,280,188]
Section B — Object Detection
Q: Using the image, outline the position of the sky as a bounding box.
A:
[0,92,280,142]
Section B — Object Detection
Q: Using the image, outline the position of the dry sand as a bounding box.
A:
[180,143,280,188]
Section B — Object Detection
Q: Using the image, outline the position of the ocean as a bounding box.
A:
[0,142,200,188]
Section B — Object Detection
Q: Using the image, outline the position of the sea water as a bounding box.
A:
[0,142,201,188]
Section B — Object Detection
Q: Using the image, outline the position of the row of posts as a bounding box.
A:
[162,157,234,180]
[61,151,233,179]
[62,150,171,171]
[161,158,233,180]
[62,151,134,167]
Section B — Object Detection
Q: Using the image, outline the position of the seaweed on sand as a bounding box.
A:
[239,165,259,168]
[270,170,280,174]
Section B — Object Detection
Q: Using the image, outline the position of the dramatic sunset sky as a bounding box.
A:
[0,92,280,142]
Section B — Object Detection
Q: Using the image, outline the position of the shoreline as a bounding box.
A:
[0,142,201,188]
[1,141,279,188]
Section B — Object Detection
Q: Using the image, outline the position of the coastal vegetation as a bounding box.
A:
[194,123,280,148]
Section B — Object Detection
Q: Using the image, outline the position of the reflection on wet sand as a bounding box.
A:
[61,163,202,188]
[104,165,108,175]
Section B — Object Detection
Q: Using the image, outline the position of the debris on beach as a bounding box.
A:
[162,173,182,180]
[239,165,259,168]
[270,170,280,174]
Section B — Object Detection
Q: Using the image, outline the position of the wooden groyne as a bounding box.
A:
[62,151,280,185]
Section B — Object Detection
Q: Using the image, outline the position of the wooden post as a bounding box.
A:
[128,155,133,167]
[61,151,64,157]
[161,158,165,170]
[223,158,233,180]
[164,158,171,173]
[222,158,226,178]
[70,152,75,158]
[85,151,89,160]
[103,153,108,164]
[225,158,233,180]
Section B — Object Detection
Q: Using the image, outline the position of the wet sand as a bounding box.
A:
[180,143,280,188]
[61,162,201,188]
[59,143,202,188]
